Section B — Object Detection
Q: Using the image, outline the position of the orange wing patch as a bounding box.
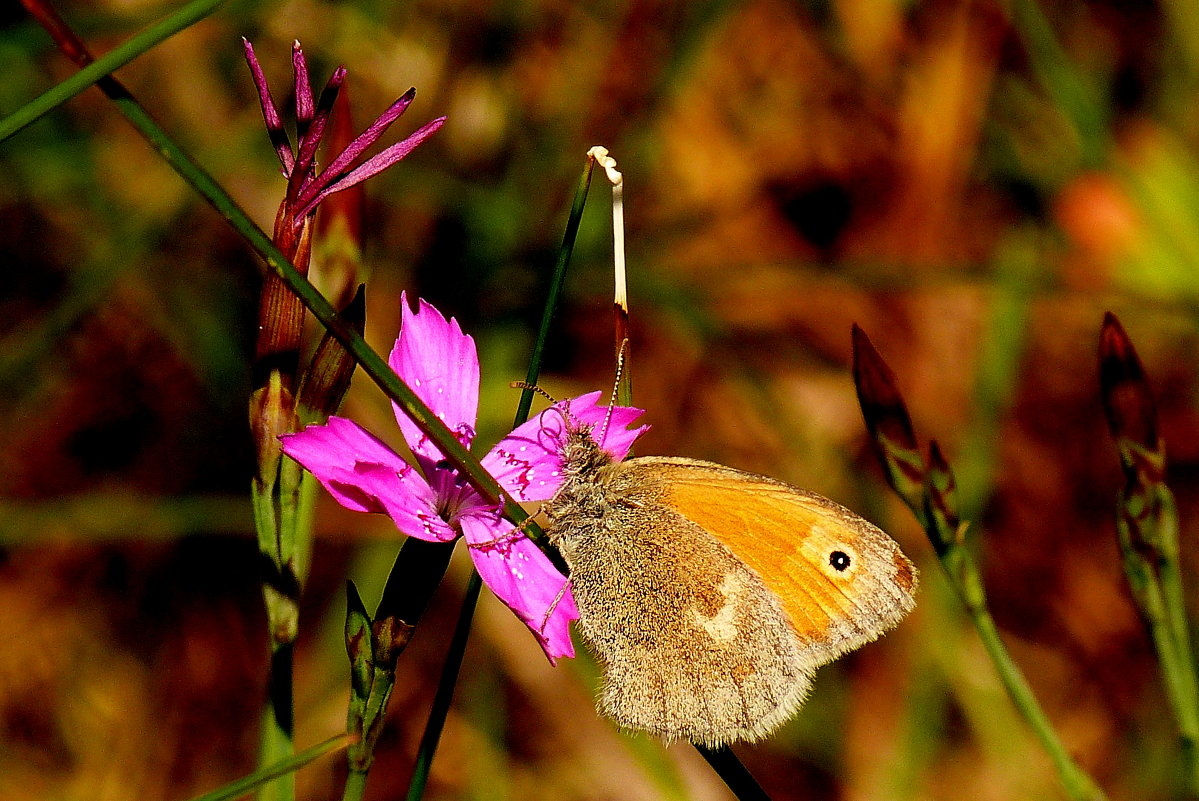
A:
[632,458,917,660]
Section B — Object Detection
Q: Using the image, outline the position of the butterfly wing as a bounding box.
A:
[630,457,917,667]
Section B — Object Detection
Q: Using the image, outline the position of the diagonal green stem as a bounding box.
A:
[184,733,354,801]
[856,326,1108,801]
[938,543,1107,801]
[513,159,597,423]
[4,0,227,142]
[1117,483,1199,794]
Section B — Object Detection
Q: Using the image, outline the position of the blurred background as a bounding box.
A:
[3,0,1199,798]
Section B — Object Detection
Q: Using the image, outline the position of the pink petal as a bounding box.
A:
[293,88,415,212]
[292,40,314,137]
[242,38,295,176]
[479,416,572,502]
[459,513,578,664]
[280,417,456,542]
[295,65,347,178]
[559,391,649,460]
[295,115,445,218]
[389,293,480,461]
[481,391,649,502]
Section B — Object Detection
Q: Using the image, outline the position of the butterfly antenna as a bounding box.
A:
[510,381,581,434]
[598,338,630,448]
[510,381,559,406]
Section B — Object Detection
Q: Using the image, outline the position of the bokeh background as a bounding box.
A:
[4,0,1199,798]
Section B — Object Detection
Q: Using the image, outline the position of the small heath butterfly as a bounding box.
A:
[542,409,918,747]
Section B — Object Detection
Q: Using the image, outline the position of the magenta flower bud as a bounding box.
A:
[243,39,446,233]
[851,324,927,508]
[1099,312,1162,469]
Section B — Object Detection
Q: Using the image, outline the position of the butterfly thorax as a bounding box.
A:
[542,426,641,556]
[557,425,615,480]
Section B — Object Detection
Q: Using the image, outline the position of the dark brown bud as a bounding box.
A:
[297,285,366,422]
[1099,312,1159,453]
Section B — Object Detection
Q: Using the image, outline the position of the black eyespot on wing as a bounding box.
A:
[829,550,851,572]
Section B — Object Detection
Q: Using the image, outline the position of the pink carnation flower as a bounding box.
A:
[281,294,647,662]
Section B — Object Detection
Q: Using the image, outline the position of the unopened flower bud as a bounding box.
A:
[297,285,366,423]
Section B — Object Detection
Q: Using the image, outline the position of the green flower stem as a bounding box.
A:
[341,540,455,801]
[1117,483,1199,793]
[398,157,600,801]
[251,473,297,801]
[4,0,227,142]
[185,733,354,801]
[1155,492,1199,735]
[341,770,369,801]
[855,325,1108,801]
[1007,0,1108,169]
[513,157,598,423]
[259,642,295,801]
[252,405,310,801]
[922,471,1106,800]
[403,572,483,801]
[1101,314,1199,793]
[937,541,1107,801]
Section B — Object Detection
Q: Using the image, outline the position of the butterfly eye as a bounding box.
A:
[829,550,852,572]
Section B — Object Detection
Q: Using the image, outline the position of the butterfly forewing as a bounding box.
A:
[634,457,917,662]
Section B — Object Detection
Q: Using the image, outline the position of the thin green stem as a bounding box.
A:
[405,572,483,801]
[514,157,596,423]
[4,0,227,142]
[259,642,296,801]
[253,444,305,801]
[939,542,1107,801]
[1157,492,1199,722]
[185,733,354,801]
[1118,486,1199,795]
[402,154,599,801]
[342,540,454,799]
[341,769,369,801]
[857,325,1108,800]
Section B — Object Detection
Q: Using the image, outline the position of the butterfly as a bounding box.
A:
[541,416,917,747]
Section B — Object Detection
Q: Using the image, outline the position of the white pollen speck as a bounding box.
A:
[414,379,421,387]
[519,445,527,452]
[550,470,559,477]
[438,387,444,394]
[538,480,546,486]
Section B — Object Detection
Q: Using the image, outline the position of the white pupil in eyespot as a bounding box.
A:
[829,550,852,572]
